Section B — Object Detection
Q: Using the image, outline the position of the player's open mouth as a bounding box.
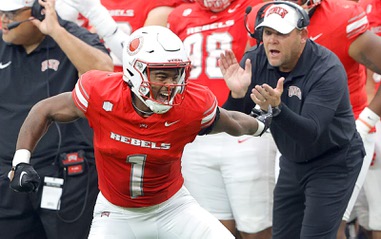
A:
[156,91,170,104]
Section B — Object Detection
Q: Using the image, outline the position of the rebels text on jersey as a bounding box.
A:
[72,70,218,207]
[168,0,263,106]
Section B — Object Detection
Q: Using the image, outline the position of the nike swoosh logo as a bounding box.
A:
[310,33,323,41]
[238,137,251,144]
[228,4,241,13]
[19,171,27,187]
[0,61,11,69]
[165,120,180,127]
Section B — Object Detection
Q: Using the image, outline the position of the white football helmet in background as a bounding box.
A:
[123,26,191,114]
[196,0,234,12]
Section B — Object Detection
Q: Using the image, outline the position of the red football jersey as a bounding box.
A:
[72,70,218,207]
[168,0,263,106]
[248,0,369,118]
[359,0,381,36]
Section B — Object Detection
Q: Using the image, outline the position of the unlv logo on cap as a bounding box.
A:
[266,6,289,18]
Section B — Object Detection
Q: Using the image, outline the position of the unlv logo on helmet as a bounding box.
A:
[127,37,143,56]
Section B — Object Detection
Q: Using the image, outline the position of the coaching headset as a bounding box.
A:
[8,0,45,30]
[244,1,310,45]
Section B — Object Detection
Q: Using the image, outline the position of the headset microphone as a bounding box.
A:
[244,6,256,39]
[7,19,32,30]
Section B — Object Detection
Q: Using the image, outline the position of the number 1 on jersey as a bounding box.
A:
[127,154,146,198]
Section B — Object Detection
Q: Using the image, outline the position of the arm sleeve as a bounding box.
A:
[72,71,95,113]
[272,102,336,145]
[198,107,221,135]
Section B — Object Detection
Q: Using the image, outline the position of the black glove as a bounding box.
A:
[252,105,273,136]
[9,163,41,193]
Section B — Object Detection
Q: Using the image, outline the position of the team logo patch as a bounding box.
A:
[127,36,143,56]
[183,8,192,16]
[41,59,60,72]
[103,102,113,112]
[101,211,110,217]
[288,86,302,100]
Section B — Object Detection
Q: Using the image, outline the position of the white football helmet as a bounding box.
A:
[123,26,191,114]
[196,0,234,12]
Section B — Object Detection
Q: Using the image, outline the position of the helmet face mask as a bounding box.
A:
[123,26,191,114]
[196,0,234,12]
[139,66,188,106]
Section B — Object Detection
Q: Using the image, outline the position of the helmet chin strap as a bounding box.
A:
[131,91,172,115]
[131,94,154,116]
[145,99,172,114]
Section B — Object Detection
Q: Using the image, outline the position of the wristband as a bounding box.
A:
[357,107,379,132]
[12,149,31,167]
[253,121,265,136]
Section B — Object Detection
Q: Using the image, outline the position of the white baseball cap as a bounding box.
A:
[0,0,35,11]
[255,3,302,34]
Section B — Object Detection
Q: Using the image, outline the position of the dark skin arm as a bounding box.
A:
[16,92,84,152]
[210,107,260,136]
[349,30,381,115]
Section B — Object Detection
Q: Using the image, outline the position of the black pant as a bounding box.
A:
[273,141,364,239]
[0,157,99,239]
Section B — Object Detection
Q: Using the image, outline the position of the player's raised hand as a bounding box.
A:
[219,50,252,98]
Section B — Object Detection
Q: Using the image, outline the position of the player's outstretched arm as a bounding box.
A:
[8,93,84,188]
[212,107,272,137]
[15,92,84,153]
[348,31,381,136]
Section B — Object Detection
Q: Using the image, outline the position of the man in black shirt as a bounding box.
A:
[220,2,365,238]
[0,0,113,238]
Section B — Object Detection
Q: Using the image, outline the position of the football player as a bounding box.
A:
[8,26,273,239]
